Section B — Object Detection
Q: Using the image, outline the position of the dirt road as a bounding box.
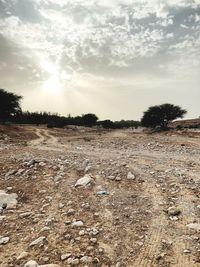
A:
[0,126,199,267]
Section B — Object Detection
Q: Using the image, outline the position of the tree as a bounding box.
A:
[98,120,114,129]
[81,113,98,127]
[0,89,22,122]
[141,104,187,129]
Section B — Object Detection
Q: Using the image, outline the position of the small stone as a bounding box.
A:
[67,258,80,265]
[19,212,32,218]
[96,191,109,196]
[67,208,75,215]
[167,207,181,216]
[17,251,29,261]
[0,236,9,245]
[75,174,93,187]
[80,256,93,263]
[184,249,191,254]
[29,236,46,247]
[58,203,65,209]
[71,221,84,228]
[127,172,136,180]
[187,223,200,232]
[24,260,39,267]
[115,177,121,181]
[61,253,71,261]
[90,237,97,244]
[79,230,85,236]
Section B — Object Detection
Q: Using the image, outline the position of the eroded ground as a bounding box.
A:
[0,125,199,267]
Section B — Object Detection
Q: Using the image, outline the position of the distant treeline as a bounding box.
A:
[12,111,140,129]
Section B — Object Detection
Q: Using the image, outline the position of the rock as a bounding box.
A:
[156,253,166,261]
[40,226,50,232]
[80,256,93,263]
[0,190,18,209]
[90,237,97,244]
[167,207,181,216]
[71,221,84,228]
[61,253,71,261]
[67,208,75,215]
[183,249,191,254]
[58,203,64,209]
[0,215,5,223]
[39,265,60,267]
[127,172,136,180]
[29,236,46,247]
[96,190,109,196]
[187,223,200,232]
[24,260,39,267]
[79,230,85,236]
[5,170,17,178]
[0,236,9,245]
[115,177,121,181]
[75,174,93,187]
[67,258,80,265]
[19,212,32,218]
[17,251,29,261]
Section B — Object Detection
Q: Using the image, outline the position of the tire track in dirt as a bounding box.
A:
[171,185,199,267]
[29,128,64,151]
[132,181,168,267]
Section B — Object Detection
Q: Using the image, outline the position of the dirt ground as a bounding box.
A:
[0,125,199,267]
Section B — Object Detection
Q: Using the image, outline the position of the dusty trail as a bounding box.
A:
[29,128,64,150]
[0,126,199,267]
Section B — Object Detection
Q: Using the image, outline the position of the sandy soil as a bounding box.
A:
[0,125,199,267]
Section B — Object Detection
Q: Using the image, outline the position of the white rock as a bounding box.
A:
[17,251,29,260]
[0,190,18,209]
[67,258,79,265]
[187,223,200,231]
[0,236,9,245]
[79,230,85,236]
[75,174,92,187]
[39,264,60,267]
[29,236,46,247]
[24,260,39,267]
[61,253,71,261]
[127,172,136,180]
[167,207,181,216]
[80,256,93,263]
[71,221,84,228]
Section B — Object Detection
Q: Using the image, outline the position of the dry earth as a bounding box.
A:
[0,125,199,267]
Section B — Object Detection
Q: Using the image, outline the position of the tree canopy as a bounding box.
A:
[81,113,98,127]
[0,88,22,121]
[141,104,187,129]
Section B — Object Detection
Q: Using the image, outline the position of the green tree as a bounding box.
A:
[141,104,187,129]
[81,113,98,127]
[0,89,22,122]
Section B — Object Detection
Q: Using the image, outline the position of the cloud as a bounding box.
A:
[0,0,199,118]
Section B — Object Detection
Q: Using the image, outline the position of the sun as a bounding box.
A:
[42,74,62,94]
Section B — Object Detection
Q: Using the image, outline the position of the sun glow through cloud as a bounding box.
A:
[0,0,200,119]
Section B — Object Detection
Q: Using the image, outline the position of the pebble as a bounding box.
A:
[167,207,181,216]
[127,172,136,180]
[75,174,92,187]
[29,236,46,247]
[0,236,9,245]
[24,260,38,267]
[187,223,200,231]
[80,256,93,263]
[71,221,84,228]
[67,258,80,265]
[61,253,72,261]
[17,251,29,261]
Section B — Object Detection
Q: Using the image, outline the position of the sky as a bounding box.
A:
[0,0,200,120]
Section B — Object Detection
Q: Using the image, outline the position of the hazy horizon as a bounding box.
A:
[0,0,200,120]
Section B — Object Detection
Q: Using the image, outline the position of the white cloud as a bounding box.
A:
[0,0,199,119]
